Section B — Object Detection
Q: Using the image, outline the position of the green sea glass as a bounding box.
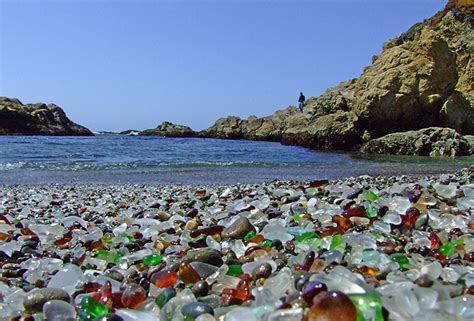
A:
[365,203,378,218]
[94,249,121,264]
[293,214,302,222]
[118,232,135,242]
[389,253,410,268]
[143,253,162,265]
[296,231,320,243]
[363,190,380,203]
[243,230,256,241]
[306,187,318,195]
[439,239,462,256]
[259,240,272,247]
[80,296,108,318]
[227,264,243,276]
[330,234,343,250]
[349,292,384,321]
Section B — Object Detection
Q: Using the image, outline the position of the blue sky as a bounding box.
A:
[0,0,446,131]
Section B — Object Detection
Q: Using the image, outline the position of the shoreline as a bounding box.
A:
[0,161,471,186]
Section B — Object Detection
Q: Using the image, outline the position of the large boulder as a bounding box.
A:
[282,112,361,150]
[245,106,303,141]
[352,3,473,137]
[199,116,244,139]
[139,121,195,137]
[0,97,93,136]
[360,127,472,157]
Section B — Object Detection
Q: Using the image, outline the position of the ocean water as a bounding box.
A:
[0,135,471,184]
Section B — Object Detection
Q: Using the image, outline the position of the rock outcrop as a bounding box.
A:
[352,0,473,137]
[360,127,472,157]
[139,121,195,137]
[0,97,93,136]
[198,1,473,156]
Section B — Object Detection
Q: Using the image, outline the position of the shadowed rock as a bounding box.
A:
[0,97,93,136]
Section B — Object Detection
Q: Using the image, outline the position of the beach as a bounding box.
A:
[0,167,473,320]
[1,1,473,319]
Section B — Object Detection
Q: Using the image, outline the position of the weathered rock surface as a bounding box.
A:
[0,97,93,136]
[197,1,473,156]
[221,216,255,239]
[352,1,473,137]
[360,127,472,157]
[281,112,361,150]
[23,288,71,313]
[139,121,195,137]
[464,135,474,154]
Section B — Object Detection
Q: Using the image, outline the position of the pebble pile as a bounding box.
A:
[0,167,473,320]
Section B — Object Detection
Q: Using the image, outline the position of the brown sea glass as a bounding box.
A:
[178,261,201,285]
[150,269,179,288]
[402,207,420,228]
[304,291,357,321]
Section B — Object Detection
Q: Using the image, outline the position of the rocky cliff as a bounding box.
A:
[199,0,473,156]
[0,97,93,136]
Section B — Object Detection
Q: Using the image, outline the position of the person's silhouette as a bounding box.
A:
[298,92,305,111]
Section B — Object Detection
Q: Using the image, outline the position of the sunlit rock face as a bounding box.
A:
[199,1,473,155]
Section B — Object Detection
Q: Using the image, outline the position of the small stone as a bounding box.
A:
[221,216,255,239]
[302,281,328,305]
[225,307,257,321]
[43,300,76,321]
[157,212,171,221]
[251,263,272,280]
[183,249,224,267]
[192,281,210,297]
[23,288,71,313]
[186,208,199,218]
[195,314,215,321]
[181,302,214,319]
[185,219,199,231]
[103,270,124,282]
[47,264,83,295]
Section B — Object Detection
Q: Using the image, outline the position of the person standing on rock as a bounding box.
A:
[298,92,305,111]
